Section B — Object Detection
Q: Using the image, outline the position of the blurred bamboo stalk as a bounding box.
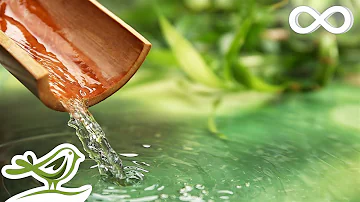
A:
[316,33,339,86]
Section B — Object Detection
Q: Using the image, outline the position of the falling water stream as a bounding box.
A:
[65,99,144,185]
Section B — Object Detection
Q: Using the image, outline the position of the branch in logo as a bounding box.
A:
[289,6,354,34]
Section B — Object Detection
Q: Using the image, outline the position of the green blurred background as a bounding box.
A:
[0,0,359,201]
[99,0,360,91]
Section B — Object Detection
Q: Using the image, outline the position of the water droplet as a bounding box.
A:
[157,185,165,191]
[144,184,158,191]
[220,196,229,200]
[218,190,233,195]
[90,164,98,169]
[185,185,193,192]
[180,185,193,194]
[120,153,139,157]
[160,194,169,199]
[195,184,205,190]
[201,190,208,195]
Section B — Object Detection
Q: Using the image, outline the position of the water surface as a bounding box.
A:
[0,78,359,201]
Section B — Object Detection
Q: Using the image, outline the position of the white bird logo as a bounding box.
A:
[1,143,92,202]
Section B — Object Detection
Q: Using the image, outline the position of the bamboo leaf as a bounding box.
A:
[159,15,226,89]
[223,18,253,81]
[233,63,284,92]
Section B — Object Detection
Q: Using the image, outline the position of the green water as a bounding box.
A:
[0,75,359,201]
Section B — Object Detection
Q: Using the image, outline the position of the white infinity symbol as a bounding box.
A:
[289,6,354,34]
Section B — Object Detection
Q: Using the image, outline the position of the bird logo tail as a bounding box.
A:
[1,151,36,179]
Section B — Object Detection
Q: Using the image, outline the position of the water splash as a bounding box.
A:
[66,99,144,185]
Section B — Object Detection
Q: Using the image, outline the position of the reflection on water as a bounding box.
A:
[1,83,360,201]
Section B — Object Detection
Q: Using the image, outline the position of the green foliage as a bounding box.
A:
[159,12,285,92]
[152,0,359,92]
[159,15,226,89]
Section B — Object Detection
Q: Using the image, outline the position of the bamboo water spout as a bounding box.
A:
[0,0,151,111]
